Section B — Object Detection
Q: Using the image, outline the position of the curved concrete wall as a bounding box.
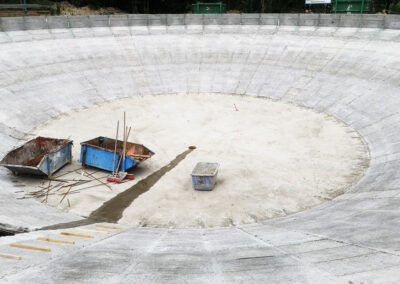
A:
[1,14,400,31]
[0,15,400,282]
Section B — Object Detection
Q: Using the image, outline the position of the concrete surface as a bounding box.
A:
[31,94,369,228]
[0,14,400,283]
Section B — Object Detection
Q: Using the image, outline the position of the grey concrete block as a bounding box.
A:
[339,14,362,27]
[2,14,400,31]
[203,14,223,25]
[67,16,91,28]
[23,16,48,30]
[166,14,184,26]
[221,13,241,25]
[385,14,400,29]
[128,14,148,26]
[148,14,167,26]
[47,16,68,29]
[0,17,25,31]
[89,15,109,27]
[299,14,320,26]
[319,14,341,27]
[279,13,299,26]
[109,14,128,27]
[241,13,261,25]
[362,14,385,29]
[260,13,279,25]
[185,14,203,25]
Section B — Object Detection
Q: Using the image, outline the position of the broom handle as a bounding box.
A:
[112,120,119,175]
[123,112,126,169]
[116,155,122,174]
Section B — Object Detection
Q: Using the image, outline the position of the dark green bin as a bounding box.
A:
[192,2,226,14]
[333,0,371,13]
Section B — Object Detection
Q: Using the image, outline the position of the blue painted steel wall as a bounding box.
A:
[39,143,72,176]
[80,145,136,172]
[191,175,216,191]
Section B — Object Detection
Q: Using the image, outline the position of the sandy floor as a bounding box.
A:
[22,93,369,228]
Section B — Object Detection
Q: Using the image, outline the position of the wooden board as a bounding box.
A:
[60,232,93,238]
[37,237,75,245]
[0,253,22,260]
[96,224,121,230]
[76,228,108,234]
[10,244,50,252]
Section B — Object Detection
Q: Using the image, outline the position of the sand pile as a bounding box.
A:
[25,93,369,228]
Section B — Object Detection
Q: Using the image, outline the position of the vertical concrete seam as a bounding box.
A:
[383,14,387,29]
[45,15,49,31]
[22,16,27,31]
[87,15,92,29]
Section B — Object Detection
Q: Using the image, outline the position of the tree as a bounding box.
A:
[64,0,400,14]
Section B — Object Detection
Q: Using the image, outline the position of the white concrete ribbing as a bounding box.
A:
[0,15,400,282]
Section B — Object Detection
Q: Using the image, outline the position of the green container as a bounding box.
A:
[192,2,226,14]
[333,0,371,13]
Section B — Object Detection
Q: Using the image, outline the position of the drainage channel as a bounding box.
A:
[39,148,194,230]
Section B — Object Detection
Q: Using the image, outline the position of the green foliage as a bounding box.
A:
[67,0,88,7]
[69,0,319,13]
[390,1,400,12]
[2,0,399,14]
[370,0,400,13]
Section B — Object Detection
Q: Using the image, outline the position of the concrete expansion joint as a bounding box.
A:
[200,232,225,281]
[114,229,170,279]
[236,226,296,256]
[290,229,400,258]
[235,226,337,281]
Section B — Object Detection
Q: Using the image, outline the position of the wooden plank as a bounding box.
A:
[76,228,108,235]
[60,232,93,238]
[37,237,75,245]
[96,224,121,230]
[0,253,22,260]
[130,153,151,158]
[10,244,50,252]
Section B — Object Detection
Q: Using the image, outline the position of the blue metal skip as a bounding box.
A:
[0,137,73,176]
[80,136,154,172]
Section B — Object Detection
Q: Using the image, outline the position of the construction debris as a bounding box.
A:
[3,112,156,213]
[0,137,73,177]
